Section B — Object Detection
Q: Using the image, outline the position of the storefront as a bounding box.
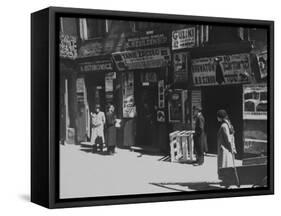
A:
[112,30,171,152]
[189,42,265,159]
[75,57,116,143]
[59,33,78,145]
[73,33,127,144]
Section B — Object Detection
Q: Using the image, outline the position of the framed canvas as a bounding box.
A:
[31,7,274,208]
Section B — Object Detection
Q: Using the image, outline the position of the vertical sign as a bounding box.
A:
[158,80,165,108]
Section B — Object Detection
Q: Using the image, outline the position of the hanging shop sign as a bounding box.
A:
[112,47,171,71]
[192,53,252,86]
[122,72,136,118]
[59,33,78,59]
[243,84,267,120]
[172,28,196,50]
[173,52,189,82]
[256,51,268,79]
[158,80,165,109]
[78,33,126,58]
[126,31,169,50]
[79,59,113,73]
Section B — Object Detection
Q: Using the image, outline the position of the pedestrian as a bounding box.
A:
[216,109,238,188]
[193,106,207,166]
[91,104,106,152]
[105,104,117,155]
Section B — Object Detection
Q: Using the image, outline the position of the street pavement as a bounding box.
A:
[60,144,243,199]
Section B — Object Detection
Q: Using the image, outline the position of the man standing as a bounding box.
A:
[91,104,106,152]
[193,106,207,166]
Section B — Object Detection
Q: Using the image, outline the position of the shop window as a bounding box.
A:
[106,20,134,33]
[60,17,78,36]
[80,18,106,40]
[249,28,268,51]
[208,26,241,44]
[135,21,171,32]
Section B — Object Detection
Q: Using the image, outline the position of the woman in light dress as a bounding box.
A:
[217,109,238,187]
[91,104,106,151]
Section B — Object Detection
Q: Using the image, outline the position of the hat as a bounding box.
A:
[217,109,228,119]
[95,104,101,109]
[193,106,202,112]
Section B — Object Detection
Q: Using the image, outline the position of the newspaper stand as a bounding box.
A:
[169,130,195,163]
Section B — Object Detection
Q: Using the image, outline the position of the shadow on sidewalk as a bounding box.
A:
[150,181,223,192]
[79,146,111,156]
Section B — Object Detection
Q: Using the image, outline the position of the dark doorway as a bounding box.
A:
[202,85,243,158]
[84,73,106,113]
[136,85,158,147]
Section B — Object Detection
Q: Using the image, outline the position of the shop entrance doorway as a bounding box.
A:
[136,84,158,148]
[201,85,243,158]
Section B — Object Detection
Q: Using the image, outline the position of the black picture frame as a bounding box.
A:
[31,6,274,208]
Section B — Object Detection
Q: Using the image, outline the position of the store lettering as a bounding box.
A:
[121,49,161,59]
[81,63,112,72]
[172,28,195,40]
[194,76,216,84]
[127,34,167,48]
[192,63,215,73]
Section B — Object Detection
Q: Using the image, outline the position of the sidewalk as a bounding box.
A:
[60,144,242,199]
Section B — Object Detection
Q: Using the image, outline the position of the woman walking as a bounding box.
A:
[216,109,239,188]
[105,104,117,155]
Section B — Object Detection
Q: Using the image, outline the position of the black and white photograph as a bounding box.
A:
[58,15,270,199]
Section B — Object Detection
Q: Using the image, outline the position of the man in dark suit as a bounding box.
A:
[193,106,207,166]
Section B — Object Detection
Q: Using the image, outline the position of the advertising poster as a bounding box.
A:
[243,84,267,120]
[243,119,267,155]
[172,28,196,50]
[168,90,184,123]
[157,110,166,122]
[173,52,189,82]
[105,72,115,103]
[60,33,78,59]
[192,53,252,86]
[256,51,268,79]
[112,47,171,71]
[76,78,86,103]
[122,72,136,118]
